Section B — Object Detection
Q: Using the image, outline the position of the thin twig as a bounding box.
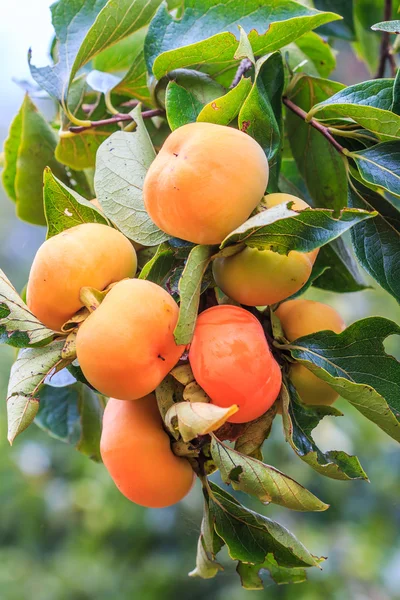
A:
[230,58,253,88]
[375,0,393,78]
[282,97,345,154]
[68,108,164,134]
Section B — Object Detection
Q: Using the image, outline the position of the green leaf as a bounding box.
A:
[234,25,255,63]
[166,81,204,130]
[36,382,104,461]
[30,0,161,106]
[210,436,329,512]
[43,168,108,238]
[173,245,215,345]
[312,237,368,293]
[94,104,169,245]
[0,269,54,348]
[189,499,224,580]
[285,317,400,442]
[139,242,179,285]
[309,80,400,141]
[393,69,400,115]
[220,203,376,253]
[208,482,321,568]
[286,75,347,210]
[371,19,400,34]
[93,27,147,72]
[285,31,336,78]
[280,381,368,480]
[314,0,355,40]
[348,179,400,303]
[7,341,69,444]
[2,95,67,225]
[349,142,400,198]
[145,0,340,79]
[239,52,284,189]
[237,555,307,588]
[197,77,252,126]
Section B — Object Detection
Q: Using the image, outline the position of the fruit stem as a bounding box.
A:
[375,0,394,78]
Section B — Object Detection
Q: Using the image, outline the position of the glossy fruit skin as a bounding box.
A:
[212,193,318,306]
[189,305,282,423]
[143,122,269,245]
[101,395,195,507]
[27,223,137,331]
[276,299,346,406]
[76,279,185,400]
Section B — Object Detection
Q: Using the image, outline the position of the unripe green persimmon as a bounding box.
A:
[212,194,318,306]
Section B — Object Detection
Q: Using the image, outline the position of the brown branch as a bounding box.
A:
[68,108,165,134]
[230,58,253,88]
[282,97,345,154]
[375,0,393,78]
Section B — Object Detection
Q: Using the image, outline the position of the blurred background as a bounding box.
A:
[1,2,400,599]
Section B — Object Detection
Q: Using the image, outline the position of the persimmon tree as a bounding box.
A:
[1,0,400,590]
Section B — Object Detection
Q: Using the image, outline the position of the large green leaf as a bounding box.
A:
[36,382,104,461]
[220,203,375,252]
[349,142,400,198]
[348,179,400,303]
[210,436,329,511]
[208,482,321,568]
[312,237,368,293]
[139,242,180,286]
[43,168,108,238]
[284,317,400,442]
[94,105,169,245]
[238,52,284,189]
[0,269,53,348]
[309,80,400,141]
[2,95,67,225]
[30,0,161,107]
[286,75,347,210]
[173,245,215,345]
[145,0,340,78]
[7,341,69,444]
[280,381,367,480]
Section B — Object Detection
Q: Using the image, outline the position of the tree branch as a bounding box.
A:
[375,0,393,78]
[230,58,253,88]
[68,108,164,134]
[282,97,345,154]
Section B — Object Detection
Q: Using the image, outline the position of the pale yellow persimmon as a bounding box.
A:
[27,223,137,331]
[212,193,319,306]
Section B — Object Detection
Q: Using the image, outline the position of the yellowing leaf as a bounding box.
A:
[165,402,238,442]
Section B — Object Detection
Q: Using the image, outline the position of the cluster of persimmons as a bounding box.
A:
[26,123,345,508]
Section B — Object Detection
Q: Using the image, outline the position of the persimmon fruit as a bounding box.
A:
[276,299,346,406]
[76,278,185,400]
[101,395,194,507]
[189,305,281,423]
[143,122,269,245]
[27,223,137,331]
[212,193,319,306]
